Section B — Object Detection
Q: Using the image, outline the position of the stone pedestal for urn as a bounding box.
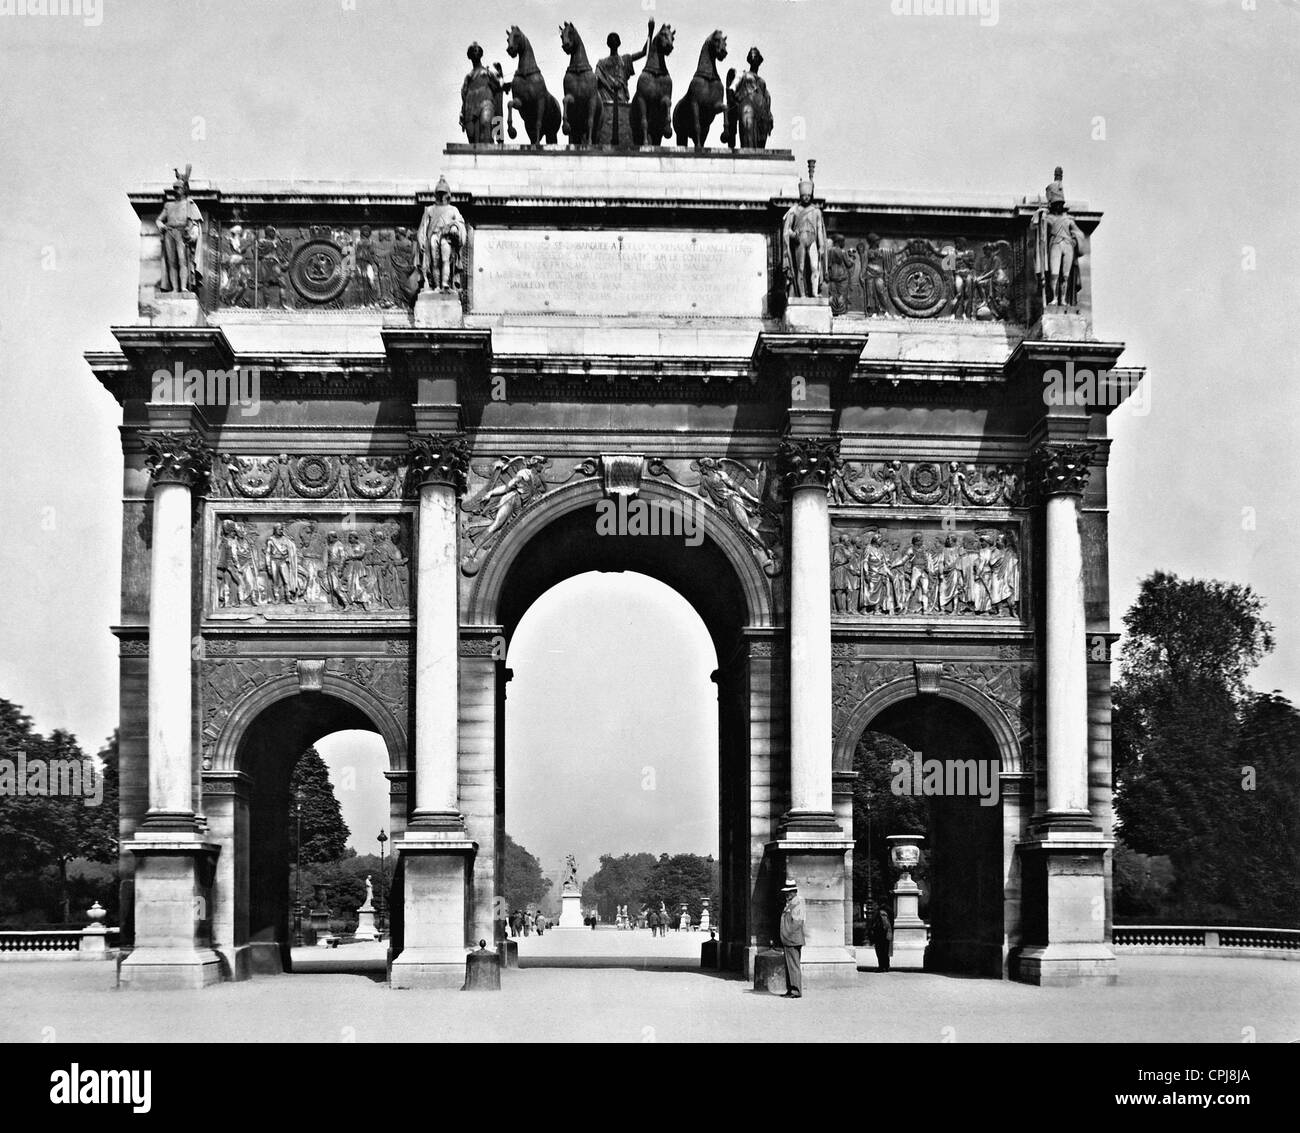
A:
[699,899,711,934]
[887,834,929,971]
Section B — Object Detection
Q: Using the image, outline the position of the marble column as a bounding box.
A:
[409,433,467,828]
[778,435,840,828]
[1037,443,1096,824]
[120,430,223,989]
[143,434,207,828]
[768,435,856,984]
[391,433,478,989]
[1016,441,1115,986]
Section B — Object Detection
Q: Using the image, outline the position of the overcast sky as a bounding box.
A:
[1,1,1297,868]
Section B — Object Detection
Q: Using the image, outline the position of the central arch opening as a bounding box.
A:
[505,572,719,969]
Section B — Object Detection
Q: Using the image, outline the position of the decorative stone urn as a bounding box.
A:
[885,834,928,970]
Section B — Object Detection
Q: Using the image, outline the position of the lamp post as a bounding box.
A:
[293,793,303,947]
[377,829,388,934]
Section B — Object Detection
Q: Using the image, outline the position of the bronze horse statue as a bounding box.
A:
[672,29,728,149]
[559,22,601,146]
[630,22,675,146]
[505,25,561,145]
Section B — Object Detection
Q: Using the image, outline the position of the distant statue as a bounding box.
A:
[782,166,827,298]
[156,164,203,293]
[595,20,653,148]
[505,25,562,145]
[562,854,580,892]
[559,22,602,146]
[460,42,505,145]
[722,47,773,149]
[364,876,374,905]
[672,29,728,149]
[630,21,675,146]
[1034,166,1088,307]
[416,176,467,293]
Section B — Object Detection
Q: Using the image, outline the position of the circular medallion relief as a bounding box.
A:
[888,255,952,318]
[289,239,347,303]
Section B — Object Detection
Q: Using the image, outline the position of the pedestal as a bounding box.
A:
[783,297,833,334]
[389,834,476,989]
[891,882,928,971]
[1015,831,1117,986]
[118,835,223,989]
[150,293,206,327]
[699,899,711,934]
[557,891,584,929]
[413,289,464,328]
[353,903,378,942]
[768,835,857,985]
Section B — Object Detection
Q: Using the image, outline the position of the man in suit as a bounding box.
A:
[871,904,894,973]
[779,882,806,998]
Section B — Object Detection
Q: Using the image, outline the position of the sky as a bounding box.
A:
[1,0,1297,868]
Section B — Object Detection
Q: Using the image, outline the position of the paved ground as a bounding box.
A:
[2,932,1296,1043]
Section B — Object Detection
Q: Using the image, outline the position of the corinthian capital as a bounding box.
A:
[776,434,841,493]
[143,430,213,488]
[406,432,470,493]
[1030,442,1097,498]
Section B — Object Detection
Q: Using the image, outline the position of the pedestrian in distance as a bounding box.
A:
[871,904,893,973]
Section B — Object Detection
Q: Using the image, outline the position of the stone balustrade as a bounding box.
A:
[1113,925,1299,958]
[0,927,120,961]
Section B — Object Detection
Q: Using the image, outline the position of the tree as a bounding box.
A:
[288,746,349,865]
[582,852,657,922]
[502,834,551,913]
[640,852,718,924]
[0,703,119,923]
[1113,571,1298,924]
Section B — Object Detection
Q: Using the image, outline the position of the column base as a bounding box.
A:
[1015,830,1117,986]
[779,810,842,833]
[118,947,225,989]
[1014,943,1118,986]
[767,836,855,982]
[391,832,476,990]
[122,832,222,989]
[797,945,861,986]
[389,947,471,990]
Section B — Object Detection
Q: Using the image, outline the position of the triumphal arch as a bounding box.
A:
[90,31,1140,989]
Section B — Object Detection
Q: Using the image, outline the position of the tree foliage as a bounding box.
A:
[0,702,119,924]
[639,852,718,924]
[502,833,552,913]
[851,730,930,920]
[582,852,657,922]
[1113,572,1298,924]
[288,746,350,865]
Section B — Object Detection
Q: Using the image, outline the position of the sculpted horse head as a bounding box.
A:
[696,29,727,78]
[649,22,675,69]
[559,21,584,62]
[506,25,528,61]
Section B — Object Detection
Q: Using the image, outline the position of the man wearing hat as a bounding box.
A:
[416,176,468,293]
[779,881,806,998]
[781,173,827,299]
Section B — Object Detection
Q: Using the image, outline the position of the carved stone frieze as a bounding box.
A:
[828,231,1020,322]
[831,520,1022,618]
[325,657,410,724]
[210,453,409,501]
[833,459,1024,509]
[211,513,412,613]
[214,223,420,311]
[199,657,297,764]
